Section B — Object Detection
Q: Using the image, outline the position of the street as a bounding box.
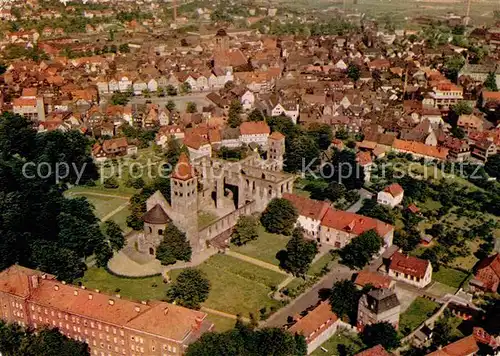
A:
[264,261,354,328]
[346,188,373,213]
[129,92,213,112]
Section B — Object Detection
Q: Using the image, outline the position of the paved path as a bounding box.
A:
[201,307,250,322]
[101,202,130,222]
[225,250,289,275]
[346,188,373,213]
[264,262,354,328]
[68,191,132,200]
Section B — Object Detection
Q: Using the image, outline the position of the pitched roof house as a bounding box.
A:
[469,253,500,293]
[283,193,329,239]
[388,252,432,288]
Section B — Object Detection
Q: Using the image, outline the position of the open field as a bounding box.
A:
[74,194,128,220]
[169,254,285,317]
[311,331,365,356]
[308,252,336,276]
[205,312,237,332]
[231,226,290,266]
[433,267,470,289]
[77,267,165,301]
[399,297,440,336]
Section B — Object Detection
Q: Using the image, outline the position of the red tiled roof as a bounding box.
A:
[355,345,391,356]
[389,252,430,279]
[13,98,37,107]
[283,193,329,221]
[269,131,285,140]
[427,335,479,356]
[0,265,208,342]
[240,121,270,135]
[102,137,127,151]
[22,87,38,96]
[288,301,338,343]
[483,91,500,101]
[355,270,393,289]
[392,139,449,160]
[183,133,209,150]
[384,183,404,198]
[321,208,394,237]
[356,151,373,166]
[172,152,194,181]
[475,253,500,279]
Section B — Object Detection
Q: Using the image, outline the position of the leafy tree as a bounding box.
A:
[180,82,192,94]
[95,241,113,268]
[156,222,192,265]
[166,268,210,309]
[361,322,400,350]
[103,220,125,251]
[324,182,347,202]
[125,177,145,189]
[325,149,365,190]
[329,280,360,323]
[358,199,395,224]
[0,113,104,282]
[307,123,333,151]
[186,101,197,113]
[166,85,178,96]
[164,137,183,169]
[157,86,165,97]
[186,325,306,356]
[228,100,243,128]
[484,72,498,91]
[335,128,349,140]
[231,215,259,246]
[166,99,176,111]
[103,177,119,189]
[485,154,500,179]
[339,230,382,269]
[450,126,465,139]
[451,101,473,116]
[266,115,300,140]
[0,322,90,356]
[347,64,361,81]
[285,134,320,173]
[443,54,465,81]
[280,228,318,276]
[248,109,265,122]
[110,91,131,106]
[118,43,130,53]
[430,312,456,350]
[260,198,298,235]
[393,228,421,254]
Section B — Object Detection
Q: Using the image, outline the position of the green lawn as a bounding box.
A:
[205,312,237,332]
[311,331,365,356]
[308,253,335,276]
[169,254,285,317]
[433,267,469,289]
[399,297,440,336]
[107,205,132,233]
[231,226,289,266]
[74,194,128,219]
[77,268,165,301]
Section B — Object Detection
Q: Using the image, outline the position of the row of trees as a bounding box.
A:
[186,319,307,356]
[0,321,89,355]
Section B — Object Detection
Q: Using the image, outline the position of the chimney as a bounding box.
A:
[80,285,86,290]
[164,307,169,315]
[54,285,59,291]
[108,299,114,306]
[88,294,93,300]
[141,301,147,305]
[30,275,39,289]
[62,281,66,285]
[135,306,141,312]
[95,289,100,293]
[74,290,78,296]
[115,294,121,299]
[41,274,47,280]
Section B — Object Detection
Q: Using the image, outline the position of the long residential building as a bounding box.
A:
[0,265,213,356]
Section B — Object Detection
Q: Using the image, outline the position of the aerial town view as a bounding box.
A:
[0,0,500,354]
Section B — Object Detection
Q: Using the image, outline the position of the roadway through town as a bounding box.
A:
[263,261,354,328]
